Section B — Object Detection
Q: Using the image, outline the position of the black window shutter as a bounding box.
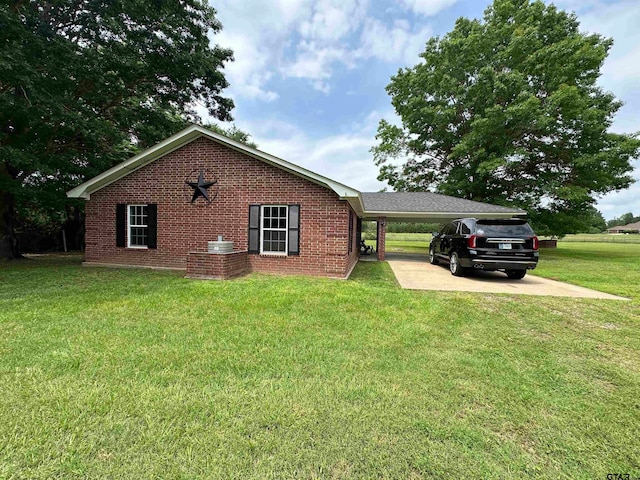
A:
[248,205,260,253]
[147,204,157,249]
[288,205,300,255]
[116,204,126,247]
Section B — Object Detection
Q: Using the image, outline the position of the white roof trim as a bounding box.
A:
[66,125,361,200]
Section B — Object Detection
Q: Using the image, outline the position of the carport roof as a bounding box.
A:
[360,192,525,221]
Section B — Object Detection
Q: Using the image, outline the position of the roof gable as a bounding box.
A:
[67,125,360,200]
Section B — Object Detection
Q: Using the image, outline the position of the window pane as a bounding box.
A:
[261,205,288,253]
[130,227,148,246]
[129,205,148,227]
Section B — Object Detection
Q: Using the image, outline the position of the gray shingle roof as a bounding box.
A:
[361,192,524,215]
[613,221,640,230]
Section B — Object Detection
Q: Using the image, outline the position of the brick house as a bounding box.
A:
[68,125,524,279]
[607,221,640,234]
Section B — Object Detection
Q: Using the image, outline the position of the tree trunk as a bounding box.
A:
[0,164,21,259]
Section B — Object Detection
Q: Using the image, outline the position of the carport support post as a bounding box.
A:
[376,217,386,261]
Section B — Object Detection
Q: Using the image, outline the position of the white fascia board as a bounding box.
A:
[67,125,362,200]
[346,194,366,217]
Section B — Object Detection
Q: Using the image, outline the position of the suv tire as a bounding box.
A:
[429,246,439,265]
[449,252,465,277]
[506,270,526,280]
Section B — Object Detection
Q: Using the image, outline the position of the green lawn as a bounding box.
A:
[1,250,639,478]
[532,242,640,299]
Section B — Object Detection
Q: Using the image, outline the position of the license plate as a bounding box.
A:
[498,243,512,249]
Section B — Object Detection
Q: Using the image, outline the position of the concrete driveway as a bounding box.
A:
[386,253,627,300]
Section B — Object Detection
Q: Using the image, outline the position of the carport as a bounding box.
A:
[356,192,526,261]
[353,192,627,299]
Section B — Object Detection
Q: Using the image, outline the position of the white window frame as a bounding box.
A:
[260,205,288,255]
[127,204,149,249]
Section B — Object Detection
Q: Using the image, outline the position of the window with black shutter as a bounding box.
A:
[248,204,300,256]
[117,204,156,249]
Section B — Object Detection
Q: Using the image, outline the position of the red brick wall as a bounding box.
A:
[376,217,386,261]
[186,251,248,280]
[84,136,357,278]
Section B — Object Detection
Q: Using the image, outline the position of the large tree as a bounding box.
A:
[0,0,235,258]
[372,0,640,236]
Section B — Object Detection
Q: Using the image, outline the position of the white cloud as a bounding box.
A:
[211,0,446,98]
[230,111,393,192]
[212,0,313,102]
[399,0,459,16]
[359,18,431,64]
[281,0,368,90]
[298,0,369,41]
[217,31,279,102]
[281,41,352,82]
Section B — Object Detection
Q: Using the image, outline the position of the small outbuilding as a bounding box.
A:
[67,125,525,279]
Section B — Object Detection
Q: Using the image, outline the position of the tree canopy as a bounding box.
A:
[203,124,258,149]
[0,0,236,257]
[372,0,640,236]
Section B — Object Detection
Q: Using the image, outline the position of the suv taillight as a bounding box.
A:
[467,235,477,248]
[532,236,539,250]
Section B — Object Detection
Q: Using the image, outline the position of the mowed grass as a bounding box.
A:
[383,233,433,255]
[1,253,640,478]
[532,242,640,299]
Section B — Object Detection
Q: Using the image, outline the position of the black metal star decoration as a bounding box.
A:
[186,170,217,203]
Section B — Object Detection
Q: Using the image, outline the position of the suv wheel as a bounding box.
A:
[506,270,526,280]
[429,246,439,265]
[449,252,465,277]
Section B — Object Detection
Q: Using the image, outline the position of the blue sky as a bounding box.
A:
[204,0,640,221]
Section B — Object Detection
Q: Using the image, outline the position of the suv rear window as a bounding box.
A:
[474,222,534,236]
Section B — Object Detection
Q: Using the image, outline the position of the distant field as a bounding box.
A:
[560,234,640,244]
[361,233,433,255]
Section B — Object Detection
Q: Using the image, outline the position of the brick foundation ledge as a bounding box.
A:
[186,251,249,280]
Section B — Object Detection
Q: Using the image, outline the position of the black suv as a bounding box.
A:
[429,218,539,279]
